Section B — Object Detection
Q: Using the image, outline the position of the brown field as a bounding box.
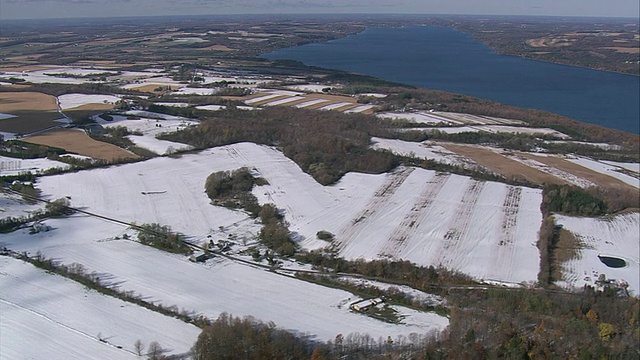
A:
[0,64,51,72]
[23,129,138,161]
[128,84,183,93]
[305,93,358,103]
[0,92,62,134]
[603,47,640,54]
[0,92,58,112]
[520,153,636,191]
[442,143,566,186]
[200,45,235,51]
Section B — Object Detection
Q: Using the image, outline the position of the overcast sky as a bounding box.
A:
[1,0,639,20]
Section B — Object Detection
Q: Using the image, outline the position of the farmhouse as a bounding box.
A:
[189,251,209,263]
[350,297,384,312]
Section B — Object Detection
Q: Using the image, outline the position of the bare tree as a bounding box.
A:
[147,341,162,360]
[134,339,144,356]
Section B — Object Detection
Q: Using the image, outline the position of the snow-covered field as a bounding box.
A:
[1,215,449,342]
[285,84,330,92]
[172,87,219,96]
[0,256,201,360]
[0,155,69,176]
[378,112,462,125]
[564,156,640,188]
[370,138,476,168]
[23,143,542,285]
[420,125,569,138]
[95,113,196,155]
[0,191,42,219]
[58,94,121,110]
[555,213,640,295]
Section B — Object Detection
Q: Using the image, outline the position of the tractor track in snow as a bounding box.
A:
[439,180,485,268]
[334,167,414,252]
[380,173,450,258]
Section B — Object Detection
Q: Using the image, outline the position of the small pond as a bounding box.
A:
[598,255,627,268]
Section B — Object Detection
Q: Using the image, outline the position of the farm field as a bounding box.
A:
[0,92,63,135]
[0,256,201,359]
[22,129,138,161]
[441,143,566,185]
[26,142,543,285]
[1,215,449,342]
[554,212,640,295]
[0,155,69,176]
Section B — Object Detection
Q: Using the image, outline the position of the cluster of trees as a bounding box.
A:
[0,197,71,233]
[193,313,312,360]
[295,251,473,291]
[203,169,294,256]
[204,168,261,215]
[136,223,191,255]
[161,107,398,185]
[258,204,296,257]
[0,140,65,159]
[542,184,607,216]
[193,283,639,359]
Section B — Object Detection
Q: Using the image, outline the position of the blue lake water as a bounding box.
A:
[263,26,640,134]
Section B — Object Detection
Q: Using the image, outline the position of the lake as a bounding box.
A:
[263,26,640,134]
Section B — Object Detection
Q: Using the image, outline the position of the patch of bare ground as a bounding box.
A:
[305,93,357,103]
[0,92,58,112]
[520,153,636,192]
[442,143,566,186]
[603,47,640,54]
[0,92,63,133]
[200,45,235,51]
[552,228,582,283]
[0,64,50,72]
[248,95,293,106]
[127,84,182,93]
[23,129,138,161]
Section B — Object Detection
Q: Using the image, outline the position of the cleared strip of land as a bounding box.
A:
[520,153,637,191]
[23,129,138,161]
[442,143,566,186]
[0,92,58,112]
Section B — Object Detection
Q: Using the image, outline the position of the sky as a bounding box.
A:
[1,0,639,20]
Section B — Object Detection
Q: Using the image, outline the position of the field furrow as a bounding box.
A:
[335,167,414,251]
[439,180,485,267]
[380,173,450,258]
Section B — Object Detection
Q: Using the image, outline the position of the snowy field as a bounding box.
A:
[331,169,542,285]
[0,155,69,176]
[285,84,330,92]
[24,143,542,285]
[564,156,640,188]
[0,256,201,360]
[370,138,476,168]
[378,112,462,125]
[95,113,196,155]
[1,215,449,342]
[421,125,569,138]
[172,87,219,96]
[0,191,43,219]
[555,213,640,295]
[58,94,121,110]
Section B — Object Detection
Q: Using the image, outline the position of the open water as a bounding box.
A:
[263,26,640,134]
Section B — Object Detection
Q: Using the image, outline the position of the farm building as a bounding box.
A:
[189,251,209,263]
[350,298,384,312]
